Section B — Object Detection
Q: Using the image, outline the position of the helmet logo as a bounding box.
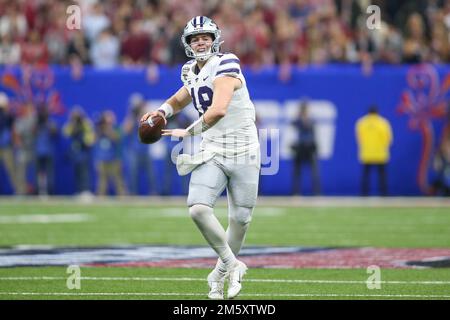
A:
[191,16,205,28]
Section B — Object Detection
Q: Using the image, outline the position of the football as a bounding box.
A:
[138,115,165,144]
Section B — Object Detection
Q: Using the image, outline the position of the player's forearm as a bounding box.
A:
[165,96,184,115]
[163,87,192,116]
[186,103,228,136]
[203,106,227,126]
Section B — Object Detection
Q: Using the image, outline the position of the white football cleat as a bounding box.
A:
[227,260,248,299]
[207,270,225,300]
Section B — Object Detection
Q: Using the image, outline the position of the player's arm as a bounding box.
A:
[203,76,241,126]
[140,87,192,124]
[165,86,192,115]
[162,76,241,138]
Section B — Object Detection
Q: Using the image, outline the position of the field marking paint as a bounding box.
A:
[0,214,92,224]
[0,292,449,298]
[1,276,450,285]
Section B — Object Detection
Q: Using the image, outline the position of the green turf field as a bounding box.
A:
[1,267,450,300]
[0,198,449,300]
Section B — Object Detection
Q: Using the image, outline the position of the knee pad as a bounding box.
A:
[189,204,213,222]
[230,206,253,225]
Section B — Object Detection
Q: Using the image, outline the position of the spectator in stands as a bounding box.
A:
[29,0,51,37]
[44,11,69,65]
[121,20,151,65]
[429,10,450,63]
[377,23,403,64]
[444,1,450,31]
[121,93,157,195]
[402,12,429,63]
[21,30,49,66]
[355,105,393,196]
[94,110,126,196]
[63,106,95,196]
[90,28,120,69]
[67,30,91,64]
[67,30,90,79]
[0,33,21,65]
[34,105,58,196]
[291,100,321,195]
[304,12,328,65]
[82,2,111,43]
[352,26,376,74]
[326,17,348,63]
[0,3,27,40]
[0,92,18,194]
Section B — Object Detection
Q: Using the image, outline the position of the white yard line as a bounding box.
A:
[1,276,450,285]
[0,214,92,224]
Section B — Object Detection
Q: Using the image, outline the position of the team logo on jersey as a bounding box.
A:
[181,65,191,82]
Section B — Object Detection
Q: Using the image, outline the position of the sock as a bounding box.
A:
[189,204,237,270]
[216,206,253,273]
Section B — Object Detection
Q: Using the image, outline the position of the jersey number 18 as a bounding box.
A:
[191,86,213,115]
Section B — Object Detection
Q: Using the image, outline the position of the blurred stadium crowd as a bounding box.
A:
[0,0,449,68]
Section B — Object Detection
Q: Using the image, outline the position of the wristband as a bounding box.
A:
[157,102,174,118]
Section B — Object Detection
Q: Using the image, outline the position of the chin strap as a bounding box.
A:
[194,48,214,61]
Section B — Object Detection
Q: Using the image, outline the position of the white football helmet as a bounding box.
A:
[181,16,222,61]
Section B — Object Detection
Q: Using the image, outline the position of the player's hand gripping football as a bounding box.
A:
[140,110,167,125]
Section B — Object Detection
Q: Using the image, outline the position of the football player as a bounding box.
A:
[141,16,260,299]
